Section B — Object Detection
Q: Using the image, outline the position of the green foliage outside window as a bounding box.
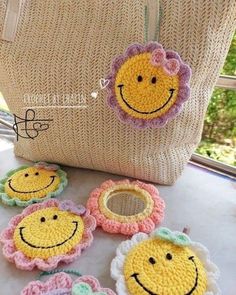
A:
[196,31,236,166]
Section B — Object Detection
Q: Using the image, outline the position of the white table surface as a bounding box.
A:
[0,148,235,294]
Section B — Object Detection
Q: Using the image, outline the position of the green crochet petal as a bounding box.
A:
[152,227,191,247]
[153,227,173,242]
[174,233,191,246]
[0,165,68,207]
[72,283,106,295]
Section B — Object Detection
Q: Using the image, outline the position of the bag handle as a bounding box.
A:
[146,0,161,42]
[2,0,23,42]
[2,0,161,42]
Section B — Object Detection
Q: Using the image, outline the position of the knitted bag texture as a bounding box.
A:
[0,0,235,184]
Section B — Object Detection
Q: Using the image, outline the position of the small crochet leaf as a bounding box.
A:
[72,282,106,295]
[174,233,191,246]
[152,227,191,247]
[153,227,173,242]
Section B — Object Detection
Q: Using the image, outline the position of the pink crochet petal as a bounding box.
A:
[89,189,101,199]
[21,282,43,295]
[22,274,115,295]
[46,272,72,289]
[120,223,139,236]
[91,210,106,225]
[100,179,115,190]
[164,58,180,75]
[133,181,158,196]
[151,48,166,66]
[1,200,95,271]
[138,218,155,233]
[83,215,97,231]
[102,219,121,233]
[87,179,165,236]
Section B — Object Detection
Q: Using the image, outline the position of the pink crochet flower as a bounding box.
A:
[0,199,96,271]
[87,179,165,236]
[21,272,116,295]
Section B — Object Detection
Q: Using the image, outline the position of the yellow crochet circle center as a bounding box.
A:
[99,184,154,223]
[5,167,60,201]
[115,52,179,119]
[124,238,207,295]
[13,207,84,259]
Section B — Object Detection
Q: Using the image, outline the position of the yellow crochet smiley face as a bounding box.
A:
[5,167,60,201]
[115,53,179,120]
[124,238,207,295]
[13,207,84,259]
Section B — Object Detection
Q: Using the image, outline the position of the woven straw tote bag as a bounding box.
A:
[0,0,235,184]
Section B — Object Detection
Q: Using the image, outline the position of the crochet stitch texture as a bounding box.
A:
[0,199,96,270]
[0,1,235,184]
[0,164,67,207]
[106,42,191,128]
[21,272,116,295]
[111,228,221,295]
[87,179,165,235]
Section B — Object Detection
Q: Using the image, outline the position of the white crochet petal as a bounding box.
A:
[111,255,126,280]
[205,275,222,295]
[116,276,129,295]
[116,233,148,257]
[116,240,134,257]
[131,232,148,243]
[190,242,221,295]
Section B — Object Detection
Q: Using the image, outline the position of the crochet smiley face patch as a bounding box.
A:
[107,42,191,128]
[111,227,220,295]
[0,162,67,206]
[0,200,96,270]
[87,179,165,236]
[21,272,116,295]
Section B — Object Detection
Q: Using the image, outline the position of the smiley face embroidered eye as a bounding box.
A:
[124,239,206,295]
[5,167,60,198]
[111,227,220,295]
[13,207,84,259]
[106,43,191,128]
[0,199,96,270]
[0,163,67,206]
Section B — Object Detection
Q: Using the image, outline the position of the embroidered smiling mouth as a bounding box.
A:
[131,273,157,295]
[19,221,78,249]
[8,175,56,194]
[118,84,175,114]
[131,256,198,295]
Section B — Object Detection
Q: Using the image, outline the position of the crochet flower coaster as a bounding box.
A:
[87,180,165,236]
[0,199,96,271]
[0,162,68,207]
[111,227,220,295]
[106,42,191,128]
[21,272,116,295]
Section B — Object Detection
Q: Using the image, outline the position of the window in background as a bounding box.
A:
[0,33,235,172]
[194,31,236,171]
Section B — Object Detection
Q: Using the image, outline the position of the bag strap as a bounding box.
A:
[2,0,23,42]
[2,0,161,42]
[146,0,161,42]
